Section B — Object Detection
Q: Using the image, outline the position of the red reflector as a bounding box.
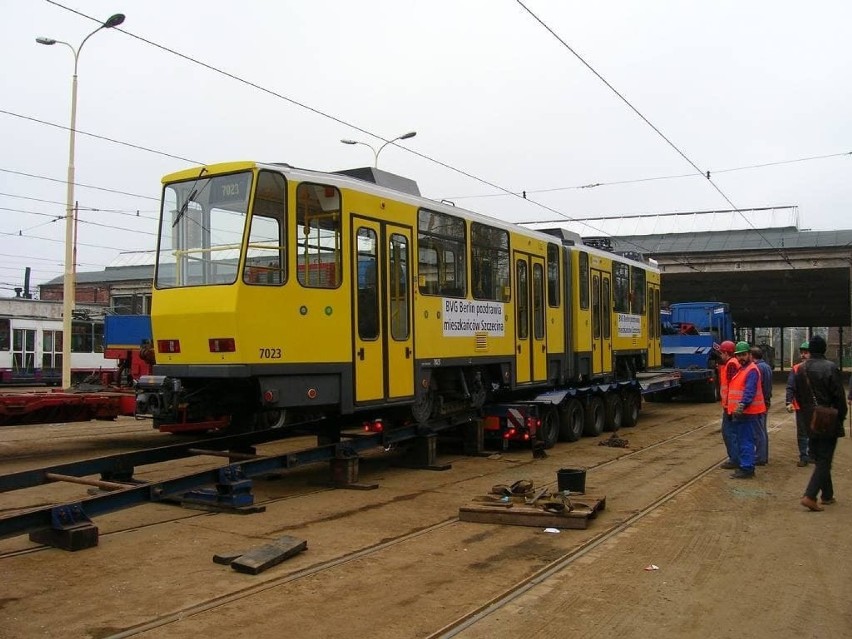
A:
[363,419,384,433]
[484,416,501,431]
[209,338,236,353]
[157,339,181,354]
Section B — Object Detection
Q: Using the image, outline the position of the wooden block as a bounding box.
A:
[229,535,308,575]
[459,496,606,530]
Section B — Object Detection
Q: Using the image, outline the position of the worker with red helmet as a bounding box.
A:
[718,340,741,468]
[727,341,765,478]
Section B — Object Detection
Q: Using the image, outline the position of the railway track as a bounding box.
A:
[1,400,735,638]
[55,412,724,638]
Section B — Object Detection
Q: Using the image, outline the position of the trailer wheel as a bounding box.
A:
[621,391,640,427]
[698,378,720,403]
[558,399,584,442]
[539,406,560,448]
[603,393,624,431]
[583,396,605,437]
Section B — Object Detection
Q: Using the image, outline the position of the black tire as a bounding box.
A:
[621,391,640,427]
[583,396,605,437]
[558,399,584,442]
[539,406,560,449]
[603,393,624,431]
[699,378,720,403]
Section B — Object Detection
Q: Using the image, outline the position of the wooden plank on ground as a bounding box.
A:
[226,535,308,574]
[459,496,606,529]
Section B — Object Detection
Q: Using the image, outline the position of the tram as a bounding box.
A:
[135,162,661,434]
[0,310,113,386]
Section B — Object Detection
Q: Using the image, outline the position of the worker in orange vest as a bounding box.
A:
[718,340,742,469]
[785,341,811,466]
[727,341,765,478]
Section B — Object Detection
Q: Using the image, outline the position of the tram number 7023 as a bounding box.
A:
[259,348,282,359]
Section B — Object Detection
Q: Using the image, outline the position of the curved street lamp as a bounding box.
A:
[340,131,416,168]
[36,13,125,389]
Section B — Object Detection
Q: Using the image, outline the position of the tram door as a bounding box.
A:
[647,282,661,367]
[590,269,613,375]
[352,218,414,404]
[12,328,36,376]
[514,253,547,384]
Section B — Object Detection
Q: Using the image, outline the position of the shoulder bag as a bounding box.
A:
[803,364,838,435]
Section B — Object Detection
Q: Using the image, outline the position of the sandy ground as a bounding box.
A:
[1,389,850,639]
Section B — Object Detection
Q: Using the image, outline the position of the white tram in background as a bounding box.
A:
[0,299,114,386]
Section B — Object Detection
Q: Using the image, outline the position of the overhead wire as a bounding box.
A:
[0,167,159,201]
[34,1,824,272]
[443,150,852,200]
[40,1,695,268]
[0,191,157,215]
[0,205,156,237]
[0,109,199,165]
[513,0,794,267]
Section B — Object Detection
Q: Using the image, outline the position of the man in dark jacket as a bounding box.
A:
[792,335,847,511]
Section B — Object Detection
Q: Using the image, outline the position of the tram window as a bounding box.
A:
[71,321,93,353]
[591,274,600,339]
[0,318,9,350]
[516,260,529,339]
[356,228,379,340]
[578,252,590,310]
[43,330,59,370]
[471,223,509,301]
[602,278,612,339]
[244,171,286,286]
[297,183,342,288]
[648,286,660,339]
[613,262,630,313]
[533,263,545,339]
[389,234,410,340]
[631,266,646,314]
[654,288,661,338]
[93,322,104,353]
[547,244,560,307]
[417,208,466,297]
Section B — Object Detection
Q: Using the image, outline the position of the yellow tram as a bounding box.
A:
[136,161,661,435]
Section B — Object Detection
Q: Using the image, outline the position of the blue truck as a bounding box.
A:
[656,301,735,403]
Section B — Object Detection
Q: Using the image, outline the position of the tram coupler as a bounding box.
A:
[329,445,378,490]
[28,503,98,551]
[397,434,452,471]
[179,465,264,513]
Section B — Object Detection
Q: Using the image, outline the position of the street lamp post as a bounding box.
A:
[36,13,125,389]
[340,131,416,167]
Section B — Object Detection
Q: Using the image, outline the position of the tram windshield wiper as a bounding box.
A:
[173,167,208,228]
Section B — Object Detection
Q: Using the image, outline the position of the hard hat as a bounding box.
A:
[734,341,750,355]
[799,341,810,351]
[719,340,736,354]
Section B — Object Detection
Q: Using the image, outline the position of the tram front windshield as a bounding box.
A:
[156,171,253,288]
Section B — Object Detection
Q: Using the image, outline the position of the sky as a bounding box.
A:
[1,0,850,294]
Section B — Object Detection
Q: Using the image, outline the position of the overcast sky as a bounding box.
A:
[1,0,850,293]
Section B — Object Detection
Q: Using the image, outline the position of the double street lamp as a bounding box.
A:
[340,131,416,168]
[36,12,125,389]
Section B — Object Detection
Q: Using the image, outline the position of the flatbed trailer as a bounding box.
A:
[483,370,680,450]
[0,389,130,426]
